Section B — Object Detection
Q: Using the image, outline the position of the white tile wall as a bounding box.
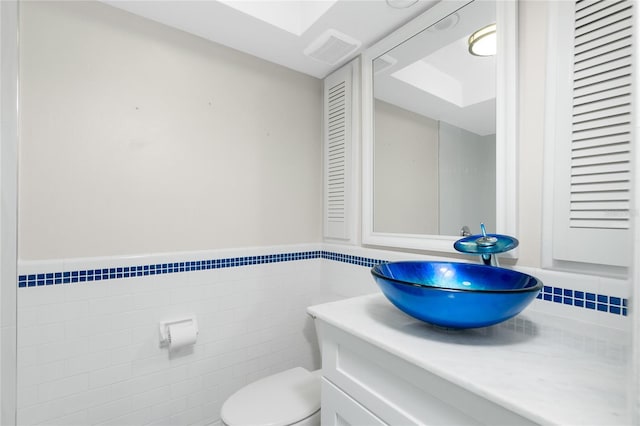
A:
[15,243,631,425]
[17,245,326,426]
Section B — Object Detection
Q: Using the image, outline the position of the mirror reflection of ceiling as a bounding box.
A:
[374,1,496,136]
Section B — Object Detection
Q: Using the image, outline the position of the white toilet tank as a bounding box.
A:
[221,367,321,426]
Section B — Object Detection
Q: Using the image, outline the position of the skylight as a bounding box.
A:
[218,0,338,36]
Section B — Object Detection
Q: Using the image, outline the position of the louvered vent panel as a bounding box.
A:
[569,0,633,230]
[326,81,347,224]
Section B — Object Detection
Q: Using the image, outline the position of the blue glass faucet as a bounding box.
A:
[453,223,518,267]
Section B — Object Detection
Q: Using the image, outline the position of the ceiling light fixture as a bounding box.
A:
[468,23,496,56]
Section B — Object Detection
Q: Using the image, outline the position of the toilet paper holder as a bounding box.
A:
[159,316,199,347]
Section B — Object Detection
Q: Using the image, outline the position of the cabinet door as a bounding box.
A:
[323,59,359,243]
[544,0,633,269]
[321,321,536,426]
[321,378,386,426]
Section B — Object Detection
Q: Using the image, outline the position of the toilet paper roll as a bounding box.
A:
[168,322,197,351]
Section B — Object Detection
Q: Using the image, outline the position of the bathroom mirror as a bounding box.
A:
[362,0,517,254]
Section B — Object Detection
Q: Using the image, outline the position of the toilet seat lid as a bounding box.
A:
[221,367,320,426]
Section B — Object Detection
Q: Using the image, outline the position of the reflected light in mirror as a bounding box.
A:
[468,23,497,56]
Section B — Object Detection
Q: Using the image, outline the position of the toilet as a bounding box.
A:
[220,367,321,426]
[220,315,323,426]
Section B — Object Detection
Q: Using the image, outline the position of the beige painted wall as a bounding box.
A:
[18,1,322,260]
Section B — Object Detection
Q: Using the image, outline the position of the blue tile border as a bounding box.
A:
[537,284,627,316]
[18,251,325,287]
[321,251,386,268]
[18,251,627,317]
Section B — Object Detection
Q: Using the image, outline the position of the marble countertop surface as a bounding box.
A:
[308,293,631,425]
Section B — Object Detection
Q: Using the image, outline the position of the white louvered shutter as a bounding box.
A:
[552,0,633,266]
[324,63,354,240]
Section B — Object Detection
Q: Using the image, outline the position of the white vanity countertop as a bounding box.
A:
[308,293,630,426]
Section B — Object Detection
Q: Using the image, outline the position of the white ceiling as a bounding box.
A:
[103,0,441,79]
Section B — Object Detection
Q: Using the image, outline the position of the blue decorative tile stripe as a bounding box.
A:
[537,286,627,316]
[320,251,387,268]
[18,250,627,317]
[18,251,326,288]
[17,250,386,289]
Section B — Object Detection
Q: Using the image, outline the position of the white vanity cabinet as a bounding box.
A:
[309,294,630,426]
[318,320,534,426]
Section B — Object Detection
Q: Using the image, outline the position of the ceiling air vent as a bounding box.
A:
[304,29,361,65]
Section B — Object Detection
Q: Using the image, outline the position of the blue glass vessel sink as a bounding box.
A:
[371,261,542,329]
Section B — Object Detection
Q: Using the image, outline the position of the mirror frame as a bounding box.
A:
[361,0,518,255]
